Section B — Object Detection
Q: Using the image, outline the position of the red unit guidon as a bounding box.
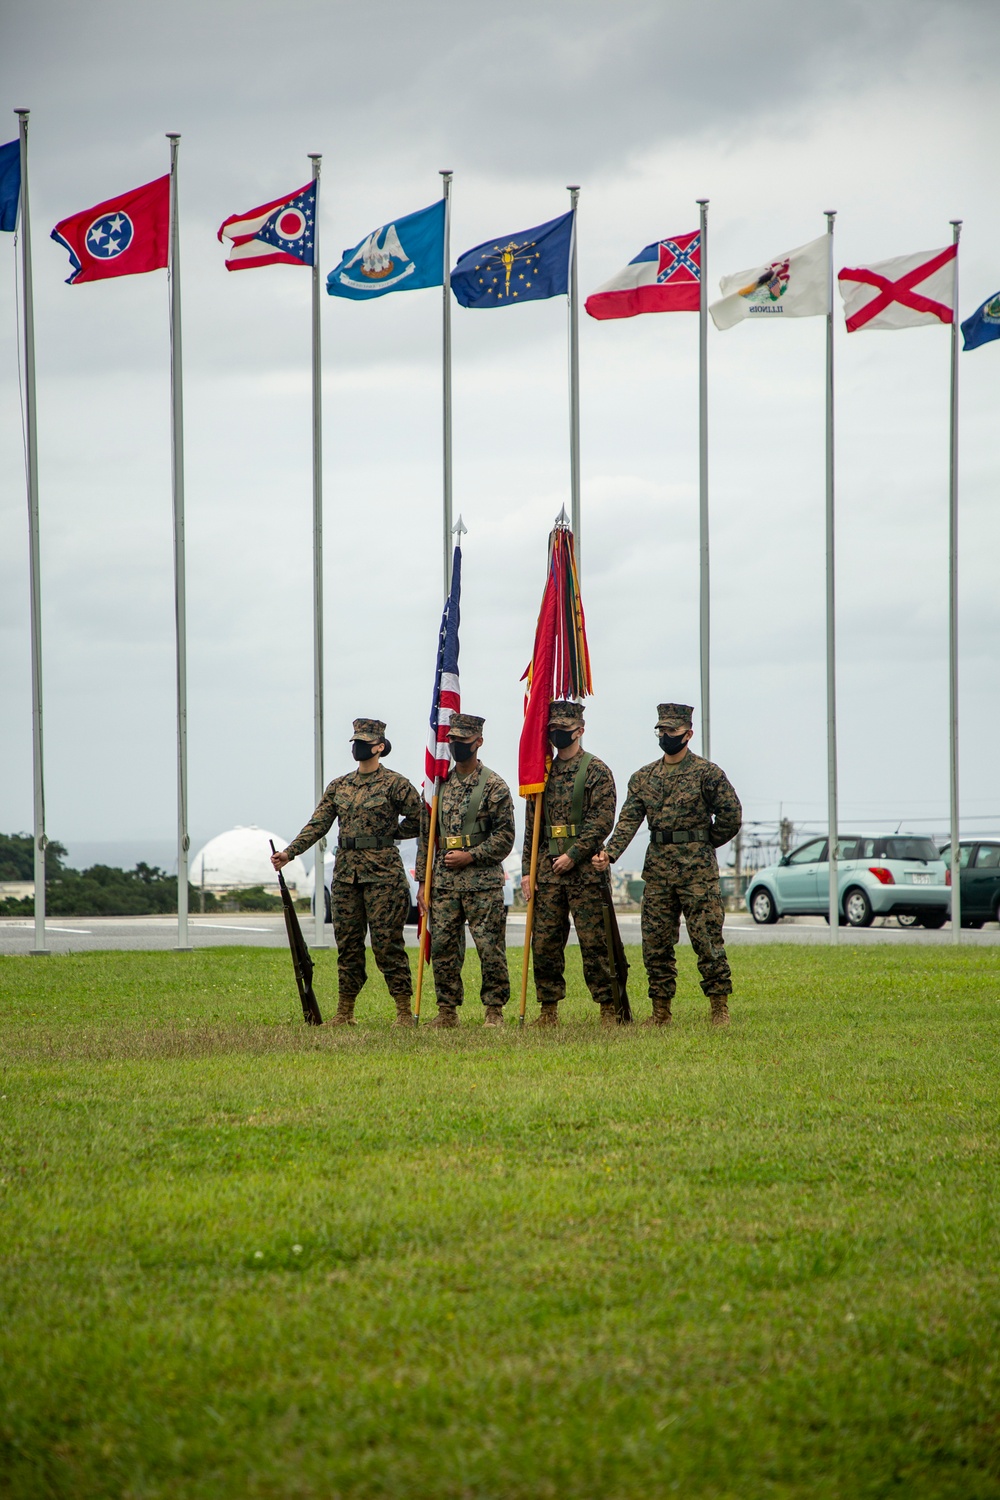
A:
[585,230,700,320]
[218,180,316,271]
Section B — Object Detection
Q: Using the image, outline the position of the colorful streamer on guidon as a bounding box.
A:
[518,519,592,797]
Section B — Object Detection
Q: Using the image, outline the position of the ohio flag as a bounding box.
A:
[218,181,316,270]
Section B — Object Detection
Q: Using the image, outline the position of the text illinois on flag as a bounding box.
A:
[710,235,828,330]
[51,175,169,285]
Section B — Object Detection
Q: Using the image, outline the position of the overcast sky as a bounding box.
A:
[2,0,999,868]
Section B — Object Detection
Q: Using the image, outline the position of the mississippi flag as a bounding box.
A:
[838,245,956,332]
[424,545,462,806]
[51,175,169,285]
[218,180,316,271]
[585,230,700,320]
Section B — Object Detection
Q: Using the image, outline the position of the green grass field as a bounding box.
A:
[1,943,998,1498]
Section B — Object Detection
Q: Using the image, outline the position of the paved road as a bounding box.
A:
[2,912,998,956]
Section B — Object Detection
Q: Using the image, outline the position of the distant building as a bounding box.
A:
[189,826,308,896]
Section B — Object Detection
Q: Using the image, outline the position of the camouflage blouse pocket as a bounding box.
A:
[361,795,388,810]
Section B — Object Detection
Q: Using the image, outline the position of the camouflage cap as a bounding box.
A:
[350,717,387,743]
[656,702,694,730]
[548,700,584,729]
[448,712,484,738]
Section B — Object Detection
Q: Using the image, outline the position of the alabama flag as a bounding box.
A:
[838,245,956,332]
[585,231,700,319]
[52,175,169,285]
[711,235,828,330]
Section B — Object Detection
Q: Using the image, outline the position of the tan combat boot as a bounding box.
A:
[393,995,415,1028]
[641,997,672,1028]
[483,1006,505,1027]
[330,995,356,1026]
[428,1004,459,1029]
[710,997,731,1027]
[600,1003,618,1028]
[530,1003,560,1027]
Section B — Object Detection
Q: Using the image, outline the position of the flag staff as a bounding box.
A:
[440,170,454,598]
[696,197,710,761]
[15,109,47,956]
[308,152,327,949]
[824,209,840,944]
[567,186,581,569]
[166,133,190,951]
[948,218,962,942]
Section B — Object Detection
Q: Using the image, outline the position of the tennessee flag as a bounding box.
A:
[52,175,169,285]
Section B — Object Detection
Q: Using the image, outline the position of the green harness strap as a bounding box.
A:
[437,765,493,849]
[544,752,593,855]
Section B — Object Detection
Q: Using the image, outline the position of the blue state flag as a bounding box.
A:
[961,290,1000,352]
[0,138,21,233]
[451,210,574,309]
[327,198,444,300]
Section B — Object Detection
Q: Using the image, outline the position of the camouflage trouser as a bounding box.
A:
[333,874,412,1001]
[641,875,732,999]
[531,875,613,1006]
[429,883,509,1008]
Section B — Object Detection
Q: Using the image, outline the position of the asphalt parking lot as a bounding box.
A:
[2,911,998,956]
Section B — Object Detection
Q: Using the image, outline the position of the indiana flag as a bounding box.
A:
[218,181,316,271]
[424,545,462,805]
[838,245,956,332]
[711,235,828,330]
[585,231,700,319]
[51,175,169,285]
[452,211,573,309]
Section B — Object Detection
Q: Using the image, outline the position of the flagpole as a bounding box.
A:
[308,152,327,949]
[567,186,581,572]
[948,219,962,943]
[696,198,710,761]
[824,210,839,944]
[15,109,47,956]
[440,170,453,599]
[166,134,190,951]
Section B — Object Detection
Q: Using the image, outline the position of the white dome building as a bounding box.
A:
[190,826,308,895]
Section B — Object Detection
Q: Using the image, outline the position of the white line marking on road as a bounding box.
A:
[194,923,272,933]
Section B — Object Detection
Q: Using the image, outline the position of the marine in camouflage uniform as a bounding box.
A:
[522,702,617,1027]
[281,718,422,1027]
[415,713,515,1028]
[601,703,742,1026]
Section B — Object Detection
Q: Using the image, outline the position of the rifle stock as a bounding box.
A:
[270,841,323,1026]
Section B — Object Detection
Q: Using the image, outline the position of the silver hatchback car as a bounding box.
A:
[746,834,950,928]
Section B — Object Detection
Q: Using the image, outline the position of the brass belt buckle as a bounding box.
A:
[550,824,571,839]
[444,835,465,850]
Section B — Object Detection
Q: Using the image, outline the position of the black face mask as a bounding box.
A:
[659,731,687,755]
[352,741,378,762]
[450,740,476,763]
[549,728,576,750]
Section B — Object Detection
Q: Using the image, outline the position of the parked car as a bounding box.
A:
[746,834,950,928]
[939,840,1000,928]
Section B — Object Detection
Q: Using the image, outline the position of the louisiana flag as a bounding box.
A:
[52,175,169,285]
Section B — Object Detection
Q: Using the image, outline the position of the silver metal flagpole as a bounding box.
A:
[15,109,47,956]
[440,170,453,598]
[567,186,581,569]
[824,210,840,943]
[696,198,710,761]
[948,218,962,943]
[166,134,190,951]
[308,152,327,949]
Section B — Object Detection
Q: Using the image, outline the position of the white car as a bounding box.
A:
[745,833,950,928]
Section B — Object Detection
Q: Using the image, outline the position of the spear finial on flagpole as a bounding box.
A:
[555,505,570,528]
[452,513,467,538]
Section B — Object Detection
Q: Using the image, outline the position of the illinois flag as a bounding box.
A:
[711,235,828,330]
[218,181,316,270]
[585,230,700,319]
[838,245,956,332]
[51,175,169,285]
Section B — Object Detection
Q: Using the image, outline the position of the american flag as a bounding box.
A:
[424,545,462,805]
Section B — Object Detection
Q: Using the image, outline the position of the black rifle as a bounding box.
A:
[598,870,633,1024]
[270,840,323,1026]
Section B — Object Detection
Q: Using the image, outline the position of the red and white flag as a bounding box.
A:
[838,245,956,333]
[217,181,316,271]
